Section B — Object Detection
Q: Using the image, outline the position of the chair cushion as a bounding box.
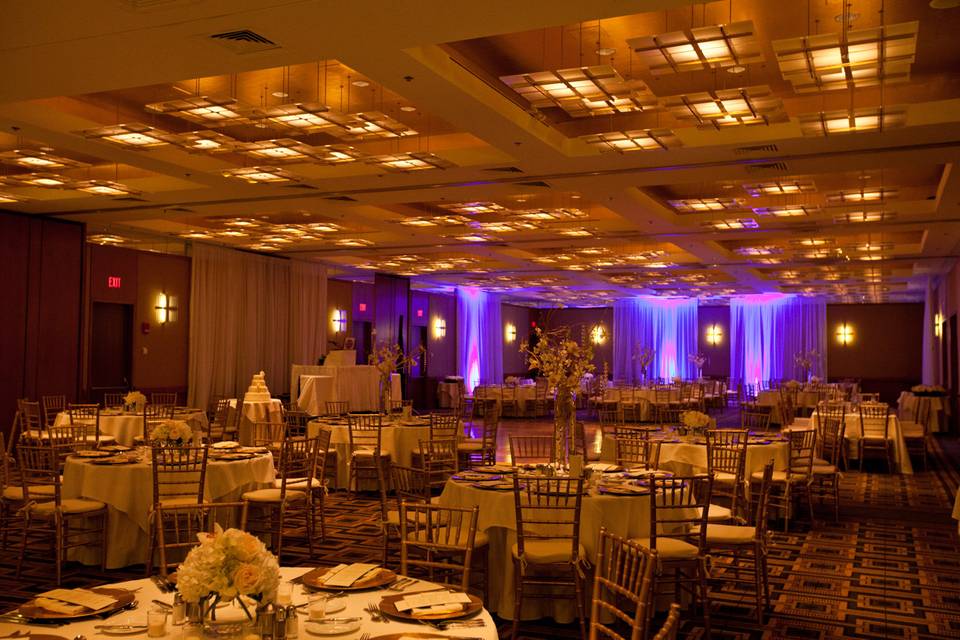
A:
[700,503,733,522]
[812,464,838,475]
[713,471,739,484]
[900,423,925,438]
[701,524,756,545]
[457,441,483,452]
[511,540,586,565]
[630,537,700,559]
[3,484,57,500]
[812,457,830,466]
[83,435,117,444]
[30,498,105,514]
[242,488,307,502]
[275,477,323,489]
[750,470,807,483]
[158,496,201,507]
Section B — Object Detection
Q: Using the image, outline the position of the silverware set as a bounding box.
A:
[150,575,175,593]
[386,578,417,591]
[364,601,387,623]
[421,618,485,630]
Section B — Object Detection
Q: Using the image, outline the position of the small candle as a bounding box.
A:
[307,596,327,621]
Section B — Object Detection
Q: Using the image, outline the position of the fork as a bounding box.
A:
[365,602,382,622]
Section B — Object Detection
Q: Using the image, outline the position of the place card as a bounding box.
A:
[39,588,116,611]
[319,563,379,587]
[395,591,471,612]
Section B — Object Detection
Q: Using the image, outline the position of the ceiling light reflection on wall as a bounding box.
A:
[628,21,763,75]
[500,65,657,117]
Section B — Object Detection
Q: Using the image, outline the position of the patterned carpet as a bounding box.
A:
[1,417,958,639]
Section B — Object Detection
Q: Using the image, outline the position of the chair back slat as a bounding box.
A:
[513,476,584,560]
[648,474,712,552]
[509,435,555,465]
[589,528,656,640]
[152,444,209,505]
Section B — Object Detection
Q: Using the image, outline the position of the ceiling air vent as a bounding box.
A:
[208,29,279,54]
[744,161,789,173]
[113,196,148,202]
[324,195,358,202]
[516,180,550,188]
[484,166,524,173]
[733,144,779,155]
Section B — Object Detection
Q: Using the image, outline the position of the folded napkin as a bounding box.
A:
[587,463,619,472]
[411,604,464,617]
[33,598,88,615]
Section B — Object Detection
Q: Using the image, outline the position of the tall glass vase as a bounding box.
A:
[380,375,391,414]
[553,386,576,470]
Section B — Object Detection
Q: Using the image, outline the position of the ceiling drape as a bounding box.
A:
[612,297,699,383]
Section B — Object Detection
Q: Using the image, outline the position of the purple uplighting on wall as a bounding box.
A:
[456,287,502,393]
[613,297,699,382]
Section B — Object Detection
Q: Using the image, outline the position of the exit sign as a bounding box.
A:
[107,276,122,289]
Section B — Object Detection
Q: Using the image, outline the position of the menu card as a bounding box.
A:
[395,591,471,612]
[319,563,380,587]
[38,588,116,611]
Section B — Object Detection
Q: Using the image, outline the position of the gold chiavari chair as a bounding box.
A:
[103,392,125,409]
[509,435,555,466]
[41,395,65,430]
[740,407,772,433]
[458,406,499,467]
[205,398,232,443]
[901,399,931,470]
[16,443,107,585]
[155,501,249,580]
[572,420,595,461]
[752,428,814,532]
[651,604,682,640]
[151,392,178,406]
[527,378,550,418]
[19,399,44,440]
[700,461,775,624]
[588,528,657,640]
[400,503,482,594]
[500,384,521,418]
[324,400,350,416]
[511,476,587,640]
[384,464,430,567]
[859,392,880,404]
[47,424,86,469]
[147,444,209,575]
[138,403,177,444]
[812,406,845,522]
[652,388,674,425]
[347,413,389,494]
[705,429,748,524]
[858,402,893,472]
[419,438,459,491]
[251,421,288,450]
[657,405,684,429]
[68,403,117,447]
[613,427,660,470]
[631,474,714,638]
[243,435,320,559]
[598,404,623,438]
[282,407,311,437]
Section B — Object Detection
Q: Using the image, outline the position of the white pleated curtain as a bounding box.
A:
[612,298,699,382]
[188,244,327,409]
[456,287,503,393]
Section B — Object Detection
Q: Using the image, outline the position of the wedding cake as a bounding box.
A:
[243,371,272,403]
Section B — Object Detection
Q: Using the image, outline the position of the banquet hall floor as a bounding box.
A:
[1,409,958,639]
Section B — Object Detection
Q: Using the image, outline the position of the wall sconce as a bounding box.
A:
[433,317,446,339]
[505,323,517,343]
[836,323,854,345]
[935,312,942,338]
[590,324,607,345]
[705,324,723,346]
[331,309,347,334]
[155,292,177,324]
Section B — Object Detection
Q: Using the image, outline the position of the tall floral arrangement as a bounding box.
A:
[177,525,280,620]
[794,350,819,381]
[369,342,422,412]
[633,345,656,384]
[522,327,595,467]
[688,352,707,378]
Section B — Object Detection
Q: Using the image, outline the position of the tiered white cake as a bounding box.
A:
[243,370,272,403]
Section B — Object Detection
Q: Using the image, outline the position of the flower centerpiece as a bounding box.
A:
[177,525,280,625]
[522,326,595,469]
[793,350,820,382]
[680,410,711,436]
[784,379,801,389]
[369,342,422,413]
[633,345,655,384]
[688,352,708,379]
[149,419,194,445]
[911,384,947,397]
[124,390,147,413]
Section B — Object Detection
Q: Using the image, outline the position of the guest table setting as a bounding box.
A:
[53,408,210,448]
[61,443,276,568]
[805,408,913,474]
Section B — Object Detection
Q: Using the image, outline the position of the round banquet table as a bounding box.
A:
[438,477,659,622]
[0,568,498,640]
[807,410,912,474]
[53,408,209,448]
[473,384,537,416]
[756,389,821,424]
[62,452,275,568]
[596,388,681,420]
[235,398,284,445]
[897,391,949,434]
[599,435,789,478]
[308,416,431,489]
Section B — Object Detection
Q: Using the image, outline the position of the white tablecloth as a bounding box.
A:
[301,366,401,412]
[474,384,537,415]
[62,453,276,568]
[439,478,654,622]
[599,436,788,477]
[808,410,912,474]
[438,381,462,408]
[308,417,431,489]
[298,375,336,416]
[235,398,284,445]
[897,392,949,433]
[597,388,680,420]
[54,409,209,447]
[0,569,498,640]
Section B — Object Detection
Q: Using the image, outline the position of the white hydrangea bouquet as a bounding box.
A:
[124,390,147,412]
[149,419,194,444]
[177,525,280,620]
[681,410,712,435]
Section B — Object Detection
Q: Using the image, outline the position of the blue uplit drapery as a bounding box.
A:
[730,294,826,386]
[456,287,503,393]
[613,298,699,382]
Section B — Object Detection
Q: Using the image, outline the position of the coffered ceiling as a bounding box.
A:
[1,0,958,306]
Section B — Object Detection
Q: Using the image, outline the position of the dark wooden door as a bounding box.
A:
[90,302,132,400]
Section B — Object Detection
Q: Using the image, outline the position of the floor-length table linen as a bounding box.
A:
[808,410,912,474]
[297,374,335,416]
[897,391,949,433]
[62,453,275,568]
[53,409,209,448]
[0,569,498,640]
[307,417,430,489]
[599,436,788,476]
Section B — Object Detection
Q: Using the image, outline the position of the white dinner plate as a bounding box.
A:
[97,623,149,635]
[212,441,240,449]
[304,618,362,635]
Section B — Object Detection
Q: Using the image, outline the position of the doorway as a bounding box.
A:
[90,302,132,402]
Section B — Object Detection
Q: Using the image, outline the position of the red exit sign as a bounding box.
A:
[107,276,122,289]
